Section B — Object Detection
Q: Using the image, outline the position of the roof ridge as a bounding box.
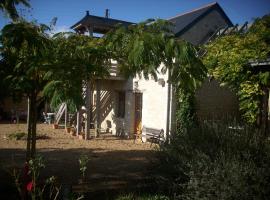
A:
[167,2,218,20]
[86,14,133,23]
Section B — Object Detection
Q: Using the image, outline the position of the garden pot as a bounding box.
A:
[53,124,58,129]
[65,127,71,133]
[78,134,84,140]
[70,128,76,136]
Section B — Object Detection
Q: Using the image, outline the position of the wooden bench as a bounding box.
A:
[141,126,165,145]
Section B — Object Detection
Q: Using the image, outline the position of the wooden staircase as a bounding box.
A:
[54,102,67,125]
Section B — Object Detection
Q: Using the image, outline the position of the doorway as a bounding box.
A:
[134,93,143,134]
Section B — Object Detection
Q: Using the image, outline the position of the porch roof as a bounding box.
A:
[249,58,270,74]
[70,11,134,34]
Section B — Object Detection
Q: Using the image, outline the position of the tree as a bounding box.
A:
[0,21,52,159]
[0,0,30,21]
[43,32,110,114]
[204,15,270,129]
[106,19,206,131]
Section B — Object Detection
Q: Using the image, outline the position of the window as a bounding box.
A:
[117,91,125,118]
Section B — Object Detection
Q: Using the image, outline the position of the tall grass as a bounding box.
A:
[156,122,270,199]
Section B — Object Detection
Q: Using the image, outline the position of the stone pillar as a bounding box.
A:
[96,80,101,137]
[125,91,133,137]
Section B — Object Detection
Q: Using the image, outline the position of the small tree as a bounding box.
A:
[0,21,52,159]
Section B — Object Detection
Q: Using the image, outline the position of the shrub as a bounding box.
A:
[78,154,90,180]
[8,132,26,140]
[157,123,270,199]
[7,132,50,140]
[116,194,169,200]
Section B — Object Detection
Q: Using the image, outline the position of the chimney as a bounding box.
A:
[86,10,89,16]
[105,9,109,18]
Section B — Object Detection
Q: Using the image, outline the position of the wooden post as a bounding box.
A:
[76,111,81,136]
[85,81,91,140]
[64,103,68,129]
[96,80,101,137]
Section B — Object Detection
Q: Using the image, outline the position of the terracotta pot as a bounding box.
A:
[70,128,76,136]
[78,134,84,140]
[53,124,58,129]
[65,127,71,133]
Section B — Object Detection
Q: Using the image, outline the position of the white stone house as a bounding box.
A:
[67,2,242,139]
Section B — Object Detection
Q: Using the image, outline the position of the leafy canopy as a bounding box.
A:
[105,19,206,93]
[43,33,110,111]
[0,21,51,98]
[0,0,30,21]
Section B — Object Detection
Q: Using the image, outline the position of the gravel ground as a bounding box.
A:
[0,123,157,198]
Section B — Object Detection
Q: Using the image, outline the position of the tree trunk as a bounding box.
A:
[261,87,269,136]
[30,96,37,158]
[26,97,32,160]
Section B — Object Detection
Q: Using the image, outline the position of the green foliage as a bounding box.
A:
[0,21,52,158]
[175,92,197,131]
[12,155,60,200]
[0,0,30,21]
[78,154,90,180]
[157,123,270,199]
[106,19,206,90]
[116,194,169,200]
[238,82,263,123]
[7,132,49,140]
[204,15,270,123]
[43,33,110,111]
[8,132,26,140]
[106,19,206,131]
[0,21,51,98]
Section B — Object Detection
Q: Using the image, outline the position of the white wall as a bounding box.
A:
[133,66,169,131]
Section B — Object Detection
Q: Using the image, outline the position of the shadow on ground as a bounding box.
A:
[0,147,160,199]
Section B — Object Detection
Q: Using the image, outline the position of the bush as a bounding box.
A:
[7,132,50,140]
[8,132,26,140]
[157,122,270,199]
[116,194,169,200]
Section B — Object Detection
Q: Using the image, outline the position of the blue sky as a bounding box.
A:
[0,0,269,32]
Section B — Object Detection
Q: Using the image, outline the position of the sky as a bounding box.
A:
[0,0,269,32]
